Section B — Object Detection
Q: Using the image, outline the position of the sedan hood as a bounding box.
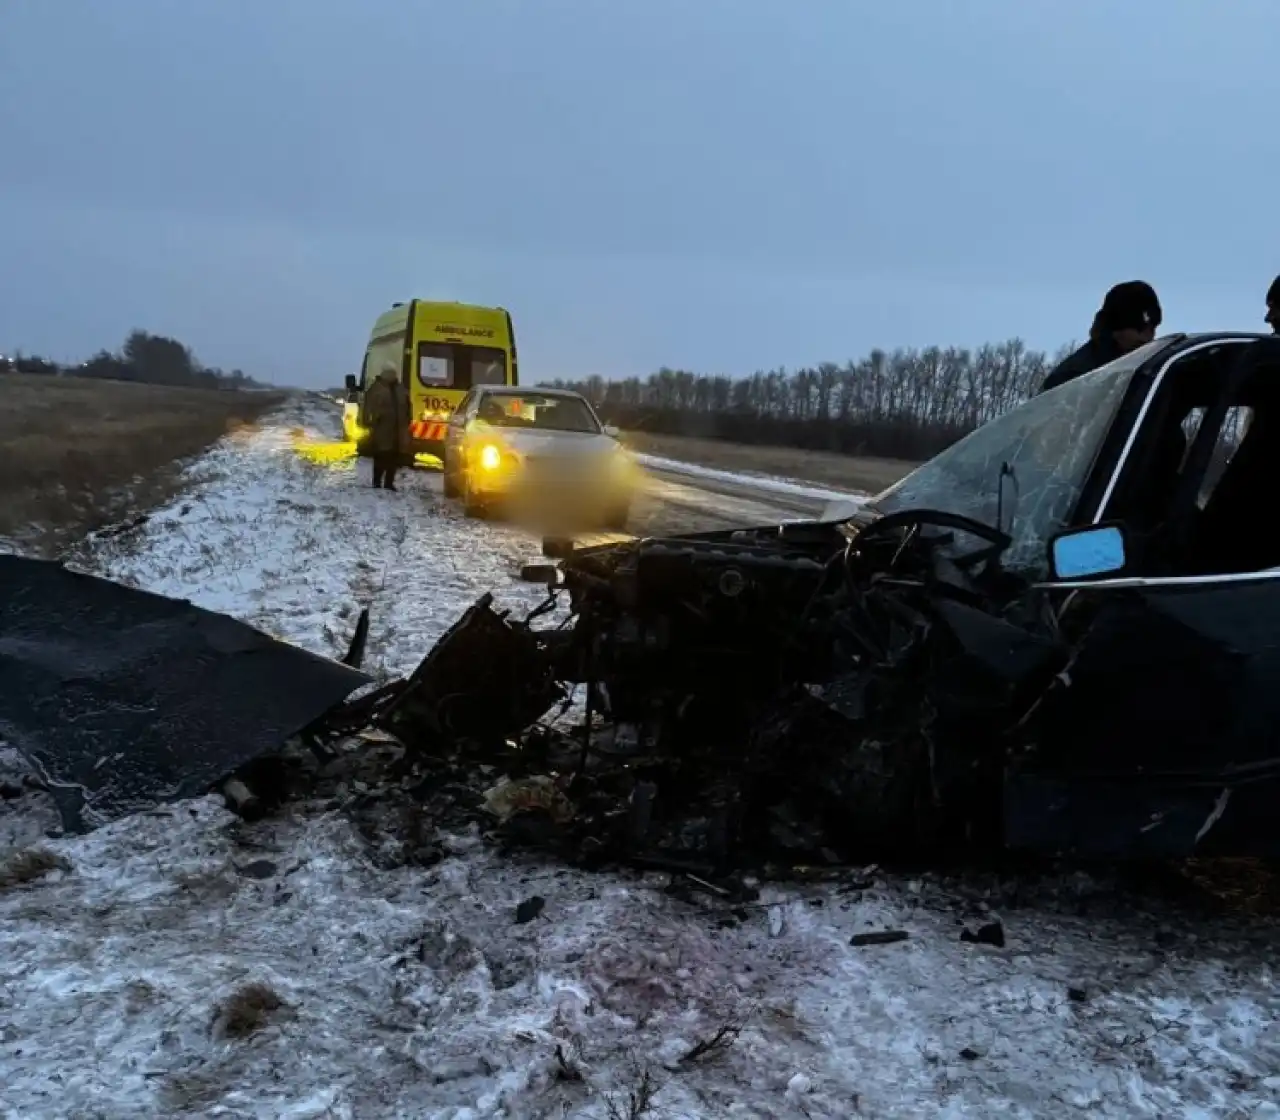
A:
[485,428,620,459]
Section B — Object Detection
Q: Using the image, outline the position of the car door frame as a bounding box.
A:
[1076,334,1267,525]
[1042,333,1280,637]
[1009,334,1280,859]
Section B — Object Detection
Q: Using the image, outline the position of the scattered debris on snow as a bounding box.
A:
[961,919,1007,948]
[849,930,910,947]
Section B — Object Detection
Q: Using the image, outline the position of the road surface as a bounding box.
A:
[633,462,839,533]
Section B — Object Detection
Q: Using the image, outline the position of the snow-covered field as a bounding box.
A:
[2,398,1278,1119]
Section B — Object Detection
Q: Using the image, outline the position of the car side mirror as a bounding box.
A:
[344,374,357,392]
[603,424,620,439]
[1048,523,1128,580]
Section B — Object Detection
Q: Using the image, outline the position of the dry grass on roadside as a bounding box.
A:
[620,431,919,494]
[0,846,70,891]
[0,374,285,554]
[211,981,288,1039]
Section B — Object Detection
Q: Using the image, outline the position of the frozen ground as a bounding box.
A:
[2,398,1278,1119]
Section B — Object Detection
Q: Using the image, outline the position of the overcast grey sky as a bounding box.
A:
[1,0,1276,385]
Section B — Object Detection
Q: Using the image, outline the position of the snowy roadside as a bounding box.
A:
[74,399,554,680]
[2,399,1278,1119]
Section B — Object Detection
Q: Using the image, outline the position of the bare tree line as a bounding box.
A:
[545,337,1073,461]
[1,330,262,391]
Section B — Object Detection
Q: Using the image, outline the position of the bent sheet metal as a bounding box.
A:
[0,556,370,832]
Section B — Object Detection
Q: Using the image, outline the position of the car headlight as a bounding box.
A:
[479,444,503,471]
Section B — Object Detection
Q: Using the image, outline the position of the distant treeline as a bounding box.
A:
[545,337,1073,461]
[1,329,263,391]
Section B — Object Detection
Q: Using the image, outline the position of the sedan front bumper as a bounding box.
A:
[468,453,634,521]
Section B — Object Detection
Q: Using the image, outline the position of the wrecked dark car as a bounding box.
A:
[376,332,1280,869]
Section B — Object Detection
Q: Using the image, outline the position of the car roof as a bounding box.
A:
[1159,331,1275,353]
[1180,331,1272,342]
[1123,332,1280,374]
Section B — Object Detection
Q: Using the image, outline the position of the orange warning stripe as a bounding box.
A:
[410,421,448,440]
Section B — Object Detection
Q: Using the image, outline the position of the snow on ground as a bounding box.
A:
[2,398,1279,1119]
[634,454,871,506]
[76,400,554,681]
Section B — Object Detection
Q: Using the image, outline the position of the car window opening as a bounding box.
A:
[417,342,508,390]
[478,393,600,434]
[1106,344,1280,578]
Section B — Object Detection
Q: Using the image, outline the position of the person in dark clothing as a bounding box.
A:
[1265,275,1280,334]
[1038,281,1163,394]
[360,365,411,490]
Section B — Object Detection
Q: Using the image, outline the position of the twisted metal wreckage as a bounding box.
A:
[2,505,1273,867]
[357,512,1278,867]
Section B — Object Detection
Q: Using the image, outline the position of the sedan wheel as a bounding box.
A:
[460,470,487,519]
[603,501,630,531]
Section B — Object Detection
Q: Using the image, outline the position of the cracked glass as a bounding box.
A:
[870,346,1161,577]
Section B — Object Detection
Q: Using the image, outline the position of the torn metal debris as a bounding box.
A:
[0,556,370,832]
[356,512,1067,870]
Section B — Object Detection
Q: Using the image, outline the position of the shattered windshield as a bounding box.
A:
[872,359,1147,577]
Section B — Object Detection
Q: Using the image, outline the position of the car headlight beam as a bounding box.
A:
[479,443,502,471]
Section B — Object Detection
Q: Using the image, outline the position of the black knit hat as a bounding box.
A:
[1098,281,1162,334]
[1267,275,1280,306]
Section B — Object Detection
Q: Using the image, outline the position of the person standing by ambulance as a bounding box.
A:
[360,364,411,490]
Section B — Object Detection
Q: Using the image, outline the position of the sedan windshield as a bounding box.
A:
[872,349,1156,577]
[477,393,601,434]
